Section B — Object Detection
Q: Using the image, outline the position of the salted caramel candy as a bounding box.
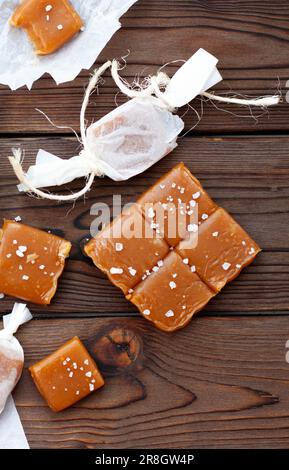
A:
[84,206,169,295]
[29,336,104,412]
[176,208,261,292]
[138,162,217,246]
[129,251,215,332]
[83,164,260,332]
[11,0,83,56]
[0,220,71,305]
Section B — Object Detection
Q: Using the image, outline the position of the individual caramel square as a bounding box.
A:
[84,206,169,295]
[29,336,104,412]
[128,251,215,332]
[176,208,261,292]
[11,0,83,55]
[0,220,71,305]
[137,162,217,246]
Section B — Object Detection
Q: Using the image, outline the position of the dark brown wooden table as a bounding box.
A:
[1,0,289,449]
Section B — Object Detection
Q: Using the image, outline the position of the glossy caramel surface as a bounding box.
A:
[11,0,83,55]
[84,206,169,295]
[0,220,71,305]
[176,208,261,292]
[29,336,104,412]
[129,251,215,332]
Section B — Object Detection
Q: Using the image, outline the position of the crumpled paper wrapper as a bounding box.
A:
[0,0,138,90]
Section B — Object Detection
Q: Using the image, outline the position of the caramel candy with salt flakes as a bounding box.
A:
[11,0,83,56]
[84,163,260,332]
[137,162,217,246]
[176,207,261,292]
[0,220,71,305]
[128,251,215,333]
[29,336,104,412]
[84,206,169,295]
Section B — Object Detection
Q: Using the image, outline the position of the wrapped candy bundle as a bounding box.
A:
[9,49,280,201]
[0,303,32,414]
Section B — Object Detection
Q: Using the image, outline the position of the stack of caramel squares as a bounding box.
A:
[85,163,260,332]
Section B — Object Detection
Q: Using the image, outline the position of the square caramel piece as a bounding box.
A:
[137,162,218,246]
[11,0,83,56]
[176,208,261,292]
[84,206,169,295]
[128,251,215,332]
[0,220,71,305]
[29,336,104,412]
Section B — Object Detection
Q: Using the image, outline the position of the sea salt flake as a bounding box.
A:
[143,309,151,316]
[22,275,29,281]
[236,264,241,268]
[169,281,176,289]
[222,262,231,271]
[89,383,94,391]
[110,267,123,274]
[202,213,208,220]
[6,253,12,258]
[69,371,73,378]
[157,260,164,267]
[183,258,189,264]
[165,310,174,318]
[128,267,137,276]
[84,359,89,365]
[45,4,53,11]
[212,231,219,237]
[16,250,24,258]
[18,246,27,253]
[57,24,63,30]
[115,242,123,252]
[191,265,196,272]
[192,191,200,200]
[85,371,92,377]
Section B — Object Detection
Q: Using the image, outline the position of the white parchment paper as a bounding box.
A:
[0,0,138,89]
[0,396,29,449]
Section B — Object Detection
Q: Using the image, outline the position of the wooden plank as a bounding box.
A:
[1,135,289,314]
[0,0,288,134]
[13,315,289,449]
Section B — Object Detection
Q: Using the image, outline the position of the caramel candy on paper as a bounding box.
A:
[29,336,104,412]
[129,251,215,333]
[176,208,261,292]
[138,163,217,246]
[11,0,83,56]
[84,206,169,295]
[0,220,71,305]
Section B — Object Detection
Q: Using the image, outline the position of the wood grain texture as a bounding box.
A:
[1,135,289,314]
[12,315,289,449]
[0,0,288,134]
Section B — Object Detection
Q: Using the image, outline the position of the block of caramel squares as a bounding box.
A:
[128,251,215,332]
[11,0,83,55]
[84,206,169,295]
[84,163,260,333]
[176,208,261,292]
[29,336,104,412]
[0,220,71,305]
[137,162,217,246]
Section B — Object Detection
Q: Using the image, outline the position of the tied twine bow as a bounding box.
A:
[8,59,280,202]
